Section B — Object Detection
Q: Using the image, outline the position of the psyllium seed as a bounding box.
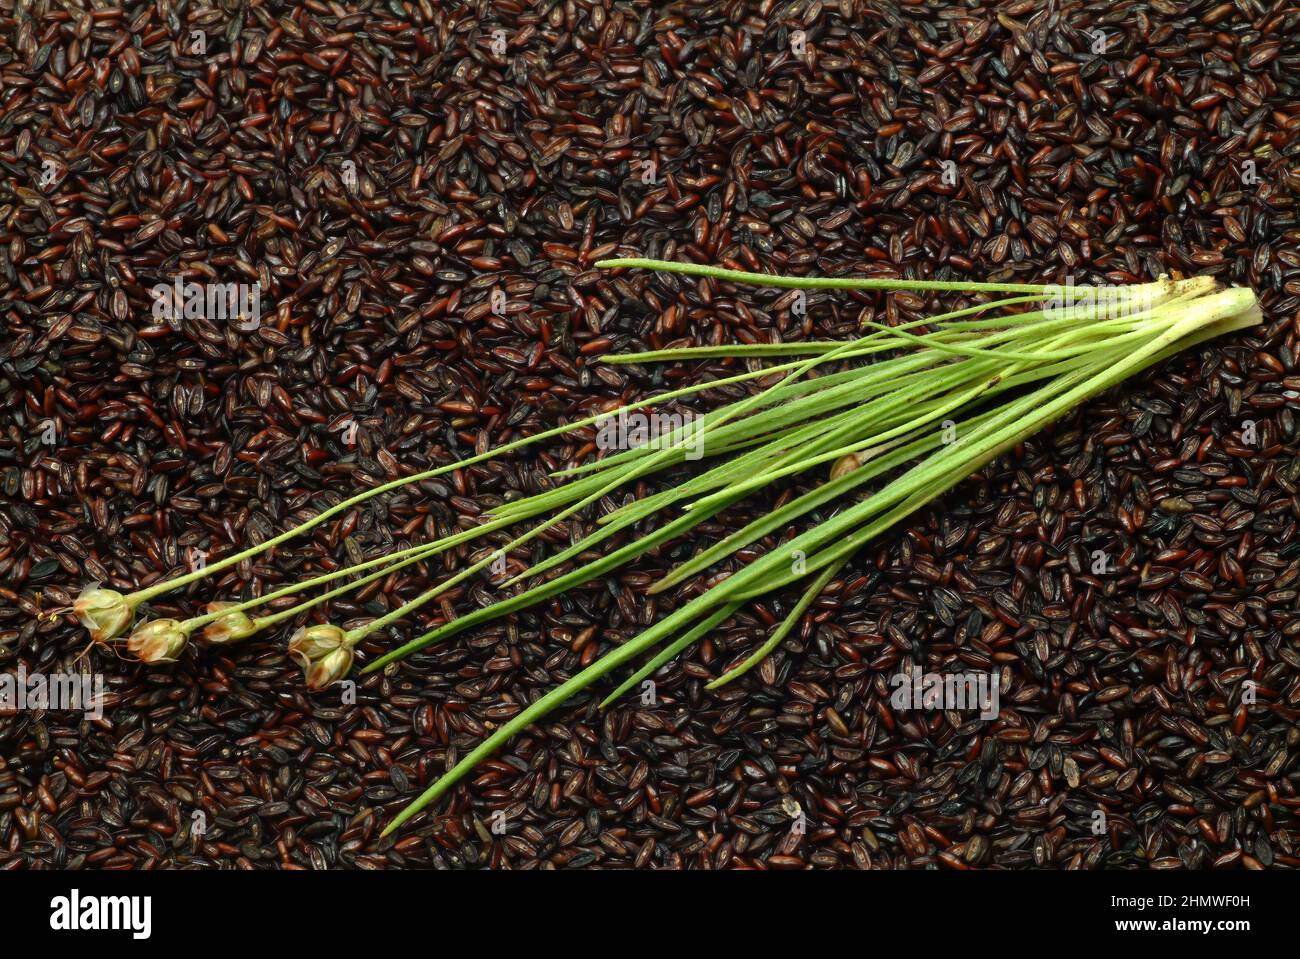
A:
[1,0,1296,869]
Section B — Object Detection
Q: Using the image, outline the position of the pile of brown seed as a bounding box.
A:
[1,0,1298,868]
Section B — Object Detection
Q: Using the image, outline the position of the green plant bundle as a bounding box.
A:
[63,259,1261,838]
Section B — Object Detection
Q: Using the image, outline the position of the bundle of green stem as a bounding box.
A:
[66,259,1260,837]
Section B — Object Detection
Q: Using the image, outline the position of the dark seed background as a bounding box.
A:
[1,0,1298,870]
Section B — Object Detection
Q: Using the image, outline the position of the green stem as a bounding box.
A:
[597,258,1054,293]
[378,590,722,836]
[124,345,874,607]
[377,284,1258,836]
[599,602,742,708]
[353,297,930,646]
[180,538,444,631]
[707,558,845,689]
[720,290,1256,600]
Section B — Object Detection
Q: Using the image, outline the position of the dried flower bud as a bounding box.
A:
[829,443,889,483]
[288,624,348,663]
[289,624,353,688]
[202,602,258,645]
[73,583,135,643]
[829,452,863,482]
[305,646,354,690]
[127,619,189,663]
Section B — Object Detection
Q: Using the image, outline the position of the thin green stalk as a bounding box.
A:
[721,290,1257,600]
[180,517,524,632]
[500,434,799,587]
[683,363,1005,514]
[649,423,958,593]
[378,284,1258,836]
[363,496,737,671]
[596,258,1055,293]
[707,558,846,689]
[247,535,468,632]
[596,294,1049,362]
[353,299,948,645]
[123,336,902,607]
[701,319,1187,597]
[179,539,440,631]
[599,602,742,708]
[377,554,777,835]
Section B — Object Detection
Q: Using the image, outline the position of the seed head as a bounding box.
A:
[202,602,258,645]
[289,624,348,663]
[73,583,135,643]
[289,624,353,688]
[127,619,189,663]
[306,646,354,690]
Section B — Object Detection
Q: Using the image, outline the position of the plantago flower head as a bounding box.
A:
[73,583,135,643]
[289,623,347,661]
[289,624,353,689]
[202,602,258,645]
[127,619,189,663]
[306,646,354,690]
